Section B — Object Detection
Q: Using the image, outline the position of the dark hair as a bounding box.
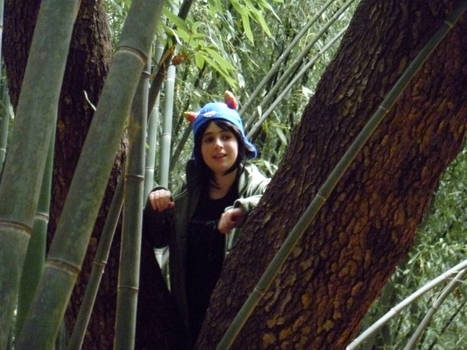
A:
[194,120,247,189]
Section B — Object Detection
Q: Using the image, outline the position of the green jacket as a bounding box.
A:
[143,161,270,336]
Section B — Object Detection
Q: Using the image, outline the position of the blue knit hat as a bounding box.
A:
[190,101,257,159]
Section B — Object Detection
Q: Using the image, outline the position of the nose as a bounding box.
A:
[214,137,223,148]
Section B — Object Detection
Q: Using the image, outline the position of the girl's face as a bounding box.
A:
[201,122,239,176]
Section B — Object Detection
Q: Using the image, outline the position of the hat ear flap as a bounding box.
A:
[224,90,238,110]
[184,111,198,123]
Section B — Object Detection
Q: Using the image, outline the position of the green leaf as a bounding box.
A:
[250,8,272,37]
[194,52,205,70]
[162,6,188,32]
[241,13,254,43]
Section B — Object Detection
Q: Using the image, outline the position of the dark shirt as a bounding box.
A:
[186,184,238,342]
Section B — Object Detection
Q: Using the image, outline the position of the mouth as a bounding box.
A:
[213,154,226,160]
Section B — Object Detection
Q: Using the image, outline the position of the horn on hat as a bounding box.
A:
[224,90,238,110]
[184,111,198,123]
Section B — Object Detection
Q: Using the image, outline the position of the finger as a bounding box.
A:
[217,217,228,234]
[219,216,234,234]
[149,192,158,210]
[231,210,245,222]
[158,199,168,212]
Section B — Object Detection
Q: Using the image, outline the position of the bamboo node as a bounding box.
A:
[118,284,139,292]
[253,286,267,295]
[378,104,389,113]
[316,192,328,202]
[117,46,147,65]
[0,219,33,236]
[47,257,81,277]
[35,211,50,222]
[93,259,108,268]
[444,19,454,29]
[125,174,145,182]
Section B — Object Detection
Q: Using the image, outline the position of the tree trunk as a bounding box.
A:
[197,1,467,349]
[4,1,118,348]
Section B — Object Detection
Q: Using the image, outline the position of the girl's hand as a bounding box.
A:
[218,208,245,234]
[148,189,175,212]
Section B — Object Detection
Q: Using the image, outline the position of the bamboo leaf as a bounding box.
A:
[249,7,272,38]
[240,13,254,44]
[194,51,205,69]
[162,6,188,32]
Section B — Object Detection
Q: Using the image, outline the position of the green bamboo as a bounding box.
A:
[247,27,347,139]
[403,267,466,350]
[144,40,164,198]
[239,0,337,115]
[347,260,467,350]
[0,0,4,67]
[14,1,164,349]
[0,83,10,169]
[427,300,466,350]
[170,64,208,171]
[67,181,124,350]
[170,125,190,172]
[145,93,160,196]
[0,1,80,347]
[16,126,55,335]
[217,2,467,348]
[114,47,151,350]
[147,0,195,115]
[0,0,7,169]
[245,0,356,128]
[160,64,176,187]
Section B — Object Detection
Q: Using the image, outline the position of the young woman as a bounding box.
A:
[138,93,270,348]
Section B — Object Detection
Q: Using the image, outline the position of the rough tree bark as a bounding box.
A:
[4,1,119,348]
[196,0,466,349]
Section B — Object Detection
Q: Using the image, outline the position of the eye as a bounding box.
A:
[202,136,214,144]
[221,132,233,141]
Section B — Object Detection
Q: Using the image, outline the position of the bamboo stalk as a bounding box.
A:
[170,125,190,171]
[427,299,466,350]
[16,127,55,335]
[67,181,124,350]
[0,1,80,347]
[0,0,6,169]
[247,26,347,139]
[403,268,466,350]
[0,83,10,169]
[14,2,164,349]
[0,0,4,67]
[239,0,337,115]
[348,261,467,349]
[216,2,467,347]
[160,64,176,187]
[170,65,208,171]
[147,0,195,115]
[245,0,356,128]
[113,47,151,350]
[144,40,164,198]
